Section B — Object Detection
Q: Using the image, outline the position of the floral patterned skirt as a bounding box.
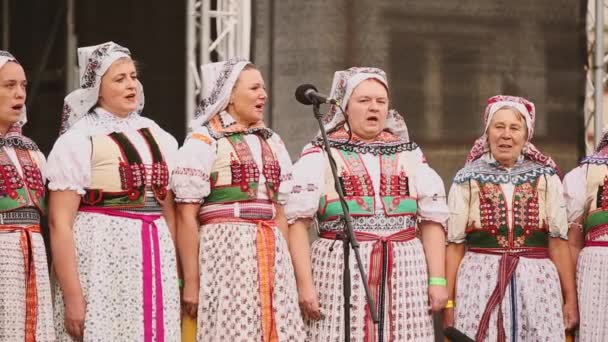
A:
[0,230,54,341]
[196,221,306,342]
[53,211,181,341]
[576,246,608,341]
[454,252,565,342]
[306,236,433,342]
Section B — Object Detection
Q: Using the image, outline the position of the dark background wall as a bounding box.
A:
[2,0,187,153]
[254,0,587,181]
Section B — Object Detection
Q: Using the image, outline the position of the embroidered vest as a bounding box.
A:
[464,176,550,249]
[81,128,169,208]
[0,147,44,213]
[316,148,418,223]
[582,163,608,240]
[204,133,282,204]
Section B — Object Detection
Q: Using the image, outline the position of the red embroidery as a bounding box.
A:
[151,162,169,200]
[118,160,146,192]
[478,183,506,238]
[513,182,546,246]
[0,164,23,199]
[601,175,608,210]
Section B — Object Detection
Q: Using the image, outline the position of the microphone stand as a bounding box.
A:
[312,101,379,341]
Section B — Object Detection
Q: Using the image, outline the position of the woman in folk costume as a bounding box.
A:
[563,130,608,341]
[0,51,54,341]
[286,67,449,341]
[48,42,180,341]
[171,59,305,341]
[444,95,578,341]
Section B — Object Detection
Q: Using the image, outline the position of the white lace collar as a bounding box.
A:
[83,107,151,134]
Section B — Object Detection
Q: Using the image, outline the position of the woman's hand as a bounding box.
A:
[64,294,86,339]
[563,300,579,330]
[182,280,200,318]
[443,307,455,329]
[428,285,448,313]
[298,283,321,320]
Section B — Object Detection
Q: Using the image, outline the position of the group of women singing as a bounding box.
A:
[0,40,605,342]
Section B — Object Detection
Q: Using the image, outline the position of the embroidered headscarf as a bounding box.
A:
[190,58,259,132]
[580,127,608,163]
[321,66,410,140]
[59,41,144,134]
[465,95,558,170]
[0,51,38,150]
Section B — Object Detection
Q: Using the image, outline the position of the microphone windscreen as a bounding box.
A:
[295,84,318,105]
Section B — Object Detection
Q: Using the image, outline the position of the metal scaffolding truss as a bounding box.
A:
[185,0,252,127]
[586,0,607,153]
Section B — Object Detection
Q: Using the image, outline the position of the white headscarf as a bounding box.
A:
[0,50,27,130]
[190,58,250,129]
[59,41,144,134]
[321,66,410,140]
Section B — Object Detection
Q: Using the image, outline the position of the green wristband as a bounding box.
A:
[178,279,184,288]
[429,277,447,286]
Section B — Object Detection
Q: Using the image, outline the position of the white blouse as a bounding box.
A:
[170,121,294,205]
[563,165,587,223]
[285,143,449,226]
[46,108,178,195]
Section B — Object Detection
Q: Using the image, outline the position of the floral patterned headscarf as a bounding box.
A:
[321,66,410,140]
[465,95,558,171]
[59,41,144,134]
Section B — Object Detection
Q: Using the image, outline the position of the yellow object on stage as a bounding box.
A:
[181,315,197,342]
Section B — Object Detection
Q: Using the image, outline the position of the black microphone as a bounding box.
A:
[295,84,337,105]
[443,327,474,342]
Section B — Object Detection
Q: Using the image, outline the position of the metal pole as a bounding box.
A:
[595,0,605,147]
[66,0,77,92]
[186,0,196,128]
[2,0,9,50]
[201,0,210,66]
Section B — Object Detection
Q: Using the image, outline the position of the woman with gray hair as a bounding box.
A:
[444,95,578,341]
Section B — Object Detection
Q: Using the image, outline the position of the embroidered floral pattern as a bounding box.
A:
[454,158,556,185]
[513,182,545,244]
[22,165,44,198]
[80,43,130,89]
[172,167,208,179]
[477,183,507,239]
[324,67,387,120]
[118,162,146,200]
[380,171,409,197]
[474,180,547,248]
[195,58,248,120]
[0,136,39,151]
[0,164,24,199]
[312,126,418,156]
[151,162,169,199]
